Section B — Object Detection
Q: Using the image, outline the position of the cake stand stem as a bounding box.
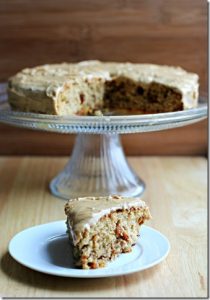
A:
[50,134,145,200]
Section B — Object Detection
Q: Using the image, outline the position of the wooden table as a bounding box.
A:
[0,156,207,298]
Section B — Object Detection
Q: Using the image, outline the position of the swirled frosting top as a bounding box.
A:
[10,60,198,96]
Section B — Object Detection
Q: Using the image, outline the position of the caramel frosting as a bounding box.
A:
[64,195,149,243]
[9,60,199,111]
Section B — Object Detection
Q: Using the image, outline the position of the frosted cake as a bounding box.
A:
[8,61,199,115]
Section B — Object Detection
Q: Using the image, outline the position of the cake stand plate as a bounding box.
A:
[0,83,207,199]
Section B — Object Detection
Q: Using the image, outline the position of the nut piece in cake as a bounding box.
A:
[64,195,151,269]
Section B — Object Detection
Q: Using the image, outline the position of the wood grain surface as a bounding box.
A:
[0,0,207,155]
[0,156,207,297]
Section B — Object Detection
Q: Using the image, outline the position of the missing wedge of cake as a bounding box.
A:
[8,61,199,115]
[64,195,151,269]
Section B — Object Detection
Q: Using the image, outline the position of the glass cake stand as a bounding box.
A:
[0,83,208,199]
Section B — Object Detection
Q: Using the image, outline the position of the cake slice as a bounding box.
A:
[64,195,151,269]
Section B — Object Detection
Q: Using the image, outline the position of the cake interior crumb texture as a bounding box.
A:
[8,61,199,115]
[64,195,151,269]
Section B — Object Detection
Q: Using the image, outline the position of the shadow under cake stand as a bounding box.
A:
[0,83,207,199]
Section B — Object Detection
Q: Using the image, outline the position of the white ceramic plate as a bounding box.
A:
[9,220,170,278]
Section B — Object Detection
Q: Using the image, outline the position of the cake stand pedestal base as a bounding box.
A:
[50,134,145,200]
